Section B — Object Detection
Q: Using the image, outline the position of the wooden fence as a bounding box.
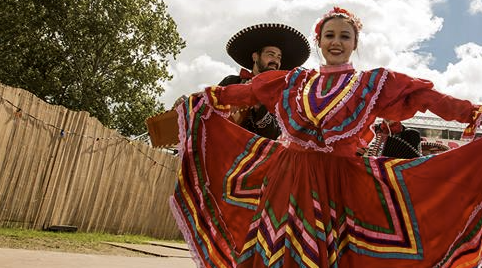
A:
[0,83,182,239]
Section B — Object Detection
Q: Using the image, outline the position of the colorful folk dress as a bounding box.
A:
[170,63,482,268]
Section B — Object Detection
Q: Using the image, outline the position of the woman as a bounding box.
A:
[171,7,482,268]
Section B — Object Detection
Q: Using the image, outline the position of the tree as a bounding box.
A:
[0,0,185,136]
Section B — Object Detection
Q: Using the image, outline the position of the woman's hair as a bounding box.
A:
[314,7,363,48]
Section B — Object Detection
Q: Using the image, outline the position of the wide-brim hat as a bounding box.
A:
[226,23,311,70]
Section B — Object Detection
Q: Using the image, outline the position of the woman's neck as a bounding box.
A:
[319,63,354,73]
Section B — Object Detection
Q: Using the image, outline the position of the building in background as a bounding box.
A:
[403,114,482,154]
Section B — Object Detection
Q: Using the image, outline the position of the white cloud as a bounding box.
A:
[161,0,481,107]
[469,0,482,14]
[159,55,236,108]
[440,43,482,102]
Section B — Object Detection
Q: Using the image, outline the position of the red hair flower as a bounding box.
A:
[314,6,363,42]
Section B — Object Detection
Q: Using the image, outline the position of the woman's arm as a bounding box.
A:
[205,70,289,113]
[377,70,481,140]
[378,71,479,123]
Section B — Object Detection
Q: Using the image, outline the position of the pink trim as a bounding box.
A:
[176,105,187,158]
[275,103,334,152]
[169,197,206,268]
[323,73,348,98]
[198,102,238,253]
[437,201,482,268]
[295,71,314,124]
[288,204,319,254]
[315,74,325,98]
[233,141,276,195]
[257,205,286,241]
[321,72,359,130]
[275,68,388,152]
[179,96,233,252]
[325,69,388,145]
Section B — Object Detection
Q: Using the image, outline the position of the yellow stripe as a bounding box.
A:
[452,240,482,268]
[209,86,231,110]
[178,173,228,267]
[256,229,272,258]
[241,236,258,252]
[286,226,319,268]
[329,250,338,265]
[332,229,338,240]
[225,138,265,205]
[332,158,418,254]
[316,219,325,231]
[385,159,418,253]
[302,74,319,124]
[303,73,358,125]
[454,256,481,268]
[340,234,417,254]
[269,245,286,266]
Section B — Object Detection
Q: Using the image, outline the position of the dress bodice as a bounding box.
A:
[275,64,384,155]
[207,63,479,156]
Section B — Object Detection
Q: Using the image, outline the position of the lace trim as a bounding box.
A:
[169,197,206,268]
[277,68,333,151]
[176,94,238,266]
[325,69,388,145]
[435,201,482,268]
[176,104,187,159]
[295,71,314,124]
[275,103,334,152]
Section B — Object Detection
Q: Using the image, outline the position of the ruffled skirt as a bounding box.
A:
[171,98,482,268]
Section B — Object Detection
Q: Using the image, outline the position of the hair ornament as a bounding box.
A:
[314,6,363,41]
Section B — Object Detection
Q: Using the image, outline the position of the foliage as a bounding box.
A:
[0,0,185,136]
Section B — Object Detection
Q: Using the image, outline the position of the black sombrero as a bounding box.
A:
[421,141,450,156]
[226,23,311,70]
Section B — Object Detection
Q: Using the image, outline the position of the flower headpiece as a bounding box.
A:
[314,7,363,42]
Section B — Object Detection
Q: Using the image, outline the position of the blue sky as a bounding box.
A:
[421,0,482,71]
[161,0,482,107]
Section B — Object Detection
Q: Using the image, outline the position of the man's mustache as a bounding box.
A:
[267,61,279,69]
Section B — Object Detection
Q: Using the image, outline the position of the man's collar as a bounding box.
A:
[239,68,255,80]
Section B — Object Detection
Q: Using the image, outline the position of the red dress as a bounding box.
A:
[171,63,482,268]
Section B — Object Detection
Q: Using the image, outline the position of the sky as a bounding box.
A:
[160,0,482,109]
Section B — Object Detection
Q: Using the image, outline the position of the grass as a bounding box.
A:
[0,226,171,256]
[0,227,159,244]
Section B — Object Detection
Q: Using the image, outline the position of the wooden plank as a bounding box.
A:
[0,84,183,239]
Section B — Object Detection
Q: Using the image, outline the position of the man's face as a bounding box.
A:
[252,46,282,75]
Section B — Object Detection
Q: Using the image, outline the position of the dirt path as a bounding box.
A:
[0,235,154,257]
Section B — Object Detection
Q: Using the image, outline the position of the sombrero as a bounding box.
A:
[420,141,451,156]
[226,23,311,70]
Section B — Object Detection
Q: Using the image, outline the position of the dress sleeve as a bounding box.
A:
[377,70,479,123]
[376,70,481,140]
[205,70,289,113]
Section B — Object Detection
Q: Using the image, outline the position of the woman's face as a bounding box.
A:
[318,17,356,66]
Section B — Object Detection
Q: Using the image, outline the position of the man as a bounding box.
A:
[363,120,422,158]
[219,23,310,139]
[146,23,310,147]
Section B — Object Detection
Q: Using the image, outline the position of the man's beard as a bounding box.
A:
[256,61,279,73]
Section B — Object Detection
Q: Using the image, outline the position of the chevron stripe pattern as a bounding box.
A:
[236,157,430,267]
